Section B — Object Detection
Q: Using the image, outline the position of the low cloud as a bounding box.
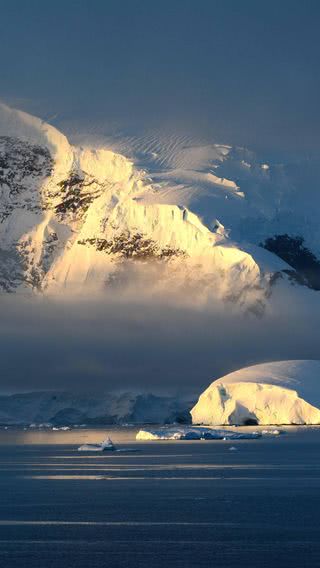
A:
[0,282,319,396]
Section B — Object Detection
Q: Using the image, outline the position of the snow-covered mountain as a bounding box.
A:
[0,391,192,426]
[0,102,319,309]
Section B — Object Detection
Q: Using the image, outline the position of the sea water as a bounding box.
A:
[0,427,320,567]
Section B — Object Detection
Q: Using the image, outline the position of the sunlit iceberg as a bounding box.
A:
[191,360,320,426]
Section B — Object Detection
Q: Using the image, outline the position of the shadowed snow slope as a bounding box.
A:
[0,391,192,426]
[191,360,320,426]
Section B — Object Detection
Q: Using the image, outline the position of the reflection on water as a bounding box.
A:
[21,475,320,481]
[6,463,320,469]
[0,427,140,445]
[0,520,234,526]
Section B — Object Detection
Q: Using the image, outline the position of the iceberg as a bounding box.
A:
[136,426,261,440]
[191,360,320,426]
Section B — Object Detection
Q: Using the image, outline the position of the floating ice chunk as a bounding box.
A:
[78,444,105,452]
[78,437,116,452]
[136,426,261,441]
[229,446,237,451]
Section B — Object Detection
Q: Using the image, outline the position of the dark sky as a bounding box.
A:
[1,0,320,394]
[1,0,320,154]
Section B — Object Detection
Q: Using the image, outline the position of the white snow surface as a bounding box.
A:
[1,102,309,309]
[0,102,73,182]
[191,360,320,426]
[83,128,320,257]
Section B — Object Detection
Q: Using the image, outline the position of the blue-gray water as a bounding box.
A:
[0,427,320,567]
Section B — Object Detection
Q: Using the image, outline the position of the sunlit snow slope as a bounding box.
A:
[0,102,318,308]
[191,360,320,425]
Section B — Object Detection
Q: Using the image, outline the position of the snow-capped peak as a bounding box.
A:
[0,103,317,309]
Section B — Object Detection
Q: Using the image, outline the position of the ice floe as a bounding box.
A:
[136,426,262,441]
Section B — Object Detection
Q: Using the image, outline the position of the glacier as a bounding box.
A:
[191,360,320,426]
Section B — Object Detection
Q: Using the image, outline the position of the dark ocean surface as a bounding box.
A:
[0,427,319,567]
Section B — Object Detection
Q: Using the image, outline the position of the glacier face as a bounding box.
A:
[0,102,319,310]
[191,360,320,426]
